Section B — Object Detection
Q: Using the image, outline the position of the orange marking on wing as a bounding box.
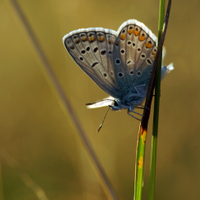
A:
[74,38,80,44]
[152,51,157,58]
[88,36,95,42]
[145,42,153,48]
[81,37,87,42]
[128,29,134,34]
[134,29,140,36]
[98,36,105,42]
[120,33,126,40]
[139,34,146,41]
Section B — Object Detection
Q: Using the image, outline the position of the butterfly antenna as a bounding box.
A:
[97,107,110,132]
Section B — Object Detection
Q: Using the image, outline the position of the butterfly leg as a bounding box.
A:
[127,110,142,121]
[135,104,150,110]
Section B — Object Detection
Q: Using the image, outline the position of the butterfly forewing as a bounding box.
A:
[63,28,122,98]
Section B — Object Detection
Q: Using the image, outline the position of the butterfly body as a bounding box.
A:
[63,19,173,116]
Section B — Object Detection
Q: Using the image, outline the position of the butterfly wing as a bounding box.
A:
[86,96,115,109]
[112,19,159,97]
[63,28,122,98]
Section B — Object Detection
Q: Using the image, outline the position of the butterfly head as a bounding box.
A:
[109,99,122,111]
[109,99,136,111]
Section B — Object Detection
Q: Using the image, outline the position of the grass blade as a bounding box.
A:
[0,150,49,200]
[133,1,172,199]
[149,0,165,199]
[4,0,118,199]
[149,1,171,199]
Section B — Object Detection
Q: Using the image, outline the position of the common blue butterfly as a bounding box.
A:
[63,19,173,119]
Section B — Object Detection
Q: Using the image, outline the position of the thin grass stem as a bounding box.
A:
[0,150,48,200]
[133,1,171,199]
[148,1,165,199]
[149,1,171,199]
[4,0,118,199]
[0,161,4,200]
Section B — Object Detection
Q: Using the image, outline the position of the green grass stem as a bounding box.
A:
[149,1,170,200]
[134,1,171,199]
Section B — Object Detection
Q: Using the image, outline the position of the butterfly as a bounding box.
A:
[62,19,173,119]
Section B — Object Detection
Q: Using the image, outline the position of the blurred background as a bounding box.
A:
[1,0,200,199]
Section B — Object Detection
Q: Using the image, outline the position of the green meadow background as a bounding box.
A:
[1,0,200,199]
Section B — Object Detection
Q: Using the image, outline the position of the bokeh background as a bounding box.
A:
[1,0,200,199]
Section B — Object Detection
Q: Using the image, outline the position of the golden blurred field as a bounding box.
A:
[1,0,200,199]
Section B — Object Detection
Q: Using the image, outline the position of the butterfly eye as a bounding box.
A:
[114,101,119,106]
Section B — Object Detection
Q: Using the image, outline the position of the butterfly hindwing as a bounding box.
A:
[112,19,158,96]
